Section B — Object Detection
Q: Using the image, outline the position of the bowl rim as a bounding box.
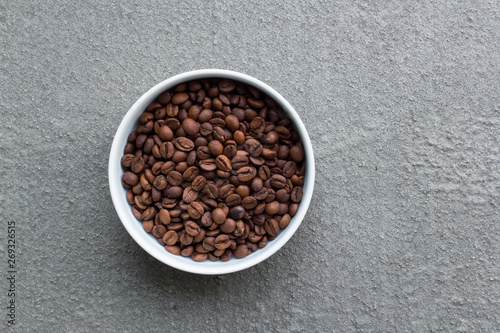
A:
[109,69,315,275]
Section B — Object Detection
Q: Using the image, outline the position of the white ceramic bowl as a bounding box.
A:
[109,69,315,275]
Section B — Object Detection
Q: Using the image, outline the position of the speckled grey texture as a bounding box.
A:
[1,0,499,332]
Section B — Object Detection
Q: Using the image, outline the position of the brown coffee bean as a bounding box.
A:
[185,221,201,236]
[187,202,204,219]
[247,141,263,157]
[283,161,297,178]
[264,219,280,237]
[270,174,287,189]
[250,117,265,134]
[163,230,178,245]
[158,208,171,225]
[219,184,235,200]
[130,156,145,174]
[174,137,195,151]
[180,246,194,257]
[204,183,219,199]
[192,252,208,262]
[172,92,189,104]
[291,186,303,202]
[220,249,232,262]
[234,244,249,259]
[152,175,167,190]
[228,206,245,220]
[212,208,227,224]
[241,196,258,210]
[225,193,242,207]
[225,115,240,131]
[166,186,183,198]
[289,145,304,162]
[220,218,236,233]
[165,245,181,255]
[166,171,182,186]
[182,118,199,136]
[265,201,280,215]
[215,155,232,172]
[122,172,139,186]
[202,237,216,251]
[182,166,199,182]
[186,175,205,191]
[152,225,167,238]
[215,234,231,250]
[232,155,249,169]
[275,189,290,203]
[237,166,254,182]
[199,158,217,171]
[218,79,236,93]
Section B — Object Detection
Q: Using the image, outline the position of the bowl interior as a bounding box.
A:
[109,69,315,274]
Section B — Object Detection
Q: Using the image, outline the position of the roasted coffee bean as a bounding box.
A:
[234,244,249,259]
[212,208,227,224]
[165,245,181,255]
[226,193,242,207]
[185,221,201,236]
[215,155,232,172]
[215,234,231,250]
[289,145,304,162]
[219,184,235,200]
[291,186,303,202]
[187,202,204,219]
[174,137,195,151]
[179,231,193,246]
[202,237,216,251]
[166,186,183,198]
[182,118,199,136]
[199,159,217,171]
[172,92,189,104]
[152,225,167,238]
[122,172,139,186]
[250,117,265,134]
[163,230,178,246]
[270,174,287,189]
[229,205,245,220]
[158,208,171,225]
[264,219,280,237]
[192,252,208,262]
[208,140,223,156]
[183,166,199,182]
[204,183,218,199]
[191,175,207,191]
[237,166,254,182]
[166,171,183,186]
[239,194,257,209]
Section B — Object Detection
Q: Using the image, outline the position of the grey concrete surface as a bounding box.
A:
[1,0,499,332]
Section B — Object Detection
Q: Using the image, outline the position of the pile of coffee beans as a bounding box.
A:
[121,78,305,261]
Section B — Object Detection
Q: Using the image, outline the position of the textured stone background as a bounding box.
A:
[1,0,499,332]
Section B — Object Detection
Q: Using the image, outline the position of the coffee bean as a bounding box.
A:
[166,186,183,198]
[158,208,171,225]
[192,252,208,262]
[291,186,303,202]
[183,166,199,182]
[172,92,189,104]
[226,193,242,207]
[237,166,254,182]
[234,244,249,259]
[219,184,235,200]
[212,208,227,224]
[152,225,167,238]
[264,219,280,237]
[182,118,199,136]
[202,237,216,251]
[191,175,207,191]
[199,158,217,171]
[174,137,195,151]
[270,174,287,189]
[181,246,194,257]
[166,171,183,186]
[163,230,178,245]
[215,155,232,172]
[218,79,236,93]
[122,171,139,186]
[187,202,204,219]
[165,245,181,255]
[185,221,201,236]
[229,205,245,220]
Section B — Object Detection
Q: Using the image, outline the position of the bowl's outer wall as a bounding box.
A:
[109,69,315,275]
